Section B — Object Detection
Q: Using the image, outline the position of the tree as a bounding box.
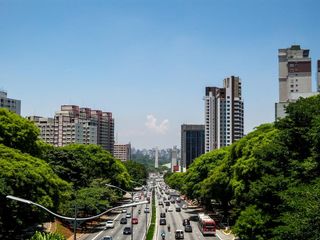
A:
[40,144,131,190]
[0,109,40,155]
[123,161,147,185]
[0,144,71,238]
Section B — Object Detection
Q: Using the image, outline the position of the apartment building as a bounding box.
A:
[181,124,205,171]
[114,143,131,161]
[204,76,244,152]
[0,91,21,115]
[28,105,114,154]
[275,45,318,119]
[27,116,55,145]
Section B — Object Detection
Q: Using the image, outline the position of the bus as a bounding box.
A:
[197,213,216,236]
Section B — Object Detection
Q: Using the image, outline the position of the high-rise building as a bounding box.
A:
[171,145,178,172]
[181,124,205,171]
[204,76,244,152]
[155,147,159,168]
[28,105,114,154]
[0,91,21,115]
[275,45,318,119]
[318,60,320,92]
[114,143,131,161]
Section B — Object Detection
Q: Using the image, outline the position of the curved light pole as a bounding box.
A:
[6,195,147,239]
[106,182,145,240]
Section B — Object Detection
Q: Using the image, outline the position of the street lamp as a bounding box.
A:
[105,182,145,240]
[6,195,147,239]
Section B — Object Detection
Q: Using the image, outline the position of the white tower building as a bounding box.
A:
[204,76,244,152]
[155,147,159,168]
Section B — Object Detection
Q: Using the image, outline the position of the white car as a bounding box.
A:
[105,220,114,228]
[126,213,132,218]
[182,204,188,209]
[144,208,150,213]
[122,209,127,213]
[168,207,173,212]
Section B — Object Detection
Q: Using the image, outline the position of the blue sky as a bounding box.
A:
[1,0,320,149]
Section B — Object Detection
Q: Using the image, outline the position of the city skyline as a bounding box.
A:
[1,0,320,149]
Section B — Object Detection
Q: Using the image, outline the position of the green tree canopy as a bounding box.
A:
[40,144,131,190]
[0,144,71,237]
[0,109,40,155]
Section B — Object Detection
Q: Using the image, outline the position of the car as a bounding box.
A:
[184,224,192,232]
[123,227,132,235]
[159,218,166,225]
[165,201,170,206]
[176,207,181,212]
[175,229,184,239]
[160,212,166,218]
[159,201,164,206]
[170,199,175,204]
[122,209,127,213]
[100,236,113,240]
[168,207,173,212]
[176,197,181,203]
[144,208,150,213]
[182,219,190,226]
[182,204,188,209]
[126,213,131,218]
[132,217,138,224]
[105,220,114,228]
[120,218,127,224]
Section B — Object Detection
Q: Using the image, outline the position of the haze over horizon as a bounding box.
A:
[1,0,320,149]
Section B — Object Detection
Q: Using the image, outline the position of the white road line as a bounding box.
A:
[91,230,104,240]
[215,231,223,240]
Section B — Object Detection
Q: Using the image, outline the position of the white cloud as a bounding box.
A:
[145,114,169,134]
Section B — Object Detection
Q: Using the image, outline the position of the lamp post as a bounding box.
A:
[6,195,147,239]
[106,182,144,240]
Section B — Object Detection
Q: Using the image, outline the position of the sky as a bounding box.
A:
[1,0,320,149]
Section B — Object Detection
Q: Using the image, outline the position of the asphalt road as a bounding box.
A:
[81,195,151,240]
[154,187,232,240]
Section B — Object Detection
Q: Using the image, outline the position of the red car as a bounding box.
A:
[132,217,138,224]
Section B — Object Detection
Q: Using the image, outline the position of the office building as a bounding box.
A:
[204,76,244,152]
[114,143,131,161]
[28,105,114,154]
[0,91,21,115]
[275,45,318,119]
[181,124,205,171]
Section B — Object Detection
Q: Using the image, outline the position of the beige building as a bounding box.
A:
[275,45,318,119]
[0,91,21,115]
[114,143,131,161]
[27,116,55,145]
[28,105,114,154]
[204,76,244,152]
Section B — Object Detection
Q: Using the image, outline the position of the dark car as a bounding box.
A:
[184,224,192,232]
[182,219,190,226]
[165,201,170,206]
[160,218,167,225]
[123,227,132,235]
[120,218,127,224]
[160,212,166,218]
[176,207,181,212]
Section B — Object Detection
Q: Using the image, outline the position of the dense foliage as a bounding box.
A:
[123,160,148,185]
[0,144,71,238]
[0,109,40,155]
[0,109,137,238]
[30,231,66,240]
[165,95,320,239]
